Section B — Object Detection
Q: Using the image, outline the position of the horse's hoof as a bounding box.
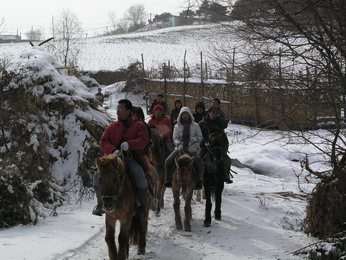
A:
[184,227,191,232]
[176,225,183,231]
[215,212,221,220]
[203,221,211,227]
[137,249,145,255]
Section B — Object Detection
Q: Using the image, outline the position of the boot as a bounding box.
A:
[136,188,148,217]
[224,167,233,184]
[92,186,103,216]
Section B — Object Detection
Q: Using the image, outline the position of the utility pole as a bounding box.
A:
[52,16,55,38]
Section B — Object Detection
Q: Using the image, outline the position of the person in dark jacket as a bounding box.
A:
[193,101,206,123]
[170,99,182,127]
[132,106,151,155]
[148,94,168,115]
[92,99,149,216]
[199,107,232,184]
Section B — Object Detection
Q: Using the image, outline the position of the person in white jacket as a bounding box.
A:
[164,106,204,189]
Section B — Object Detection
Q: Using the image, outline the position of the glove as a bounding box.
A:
[176,144,183,151]
[190,137,198,143]
[113,150,120,155]
[120,142,129,151]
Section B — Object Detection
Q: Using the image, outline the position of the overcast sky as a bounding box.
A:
[1,0,186,38]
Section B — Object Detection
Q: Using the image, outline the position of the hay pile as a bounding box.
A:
[301,169,346,259]
[0,47,112,228]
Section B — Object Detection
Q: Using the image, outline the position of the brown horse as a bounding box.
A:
[172,153,196,231]
[149,130,168,216]
[95,154,151,260]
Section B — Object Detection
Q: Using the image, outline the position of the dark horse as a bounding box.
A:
[95,154,152,260]
[201,133,226,227]
[149,129,168,216]
[172,153,196,231]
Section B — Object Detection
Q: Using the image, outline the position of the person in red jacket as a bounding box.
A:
[148,104,174,155]
[92,99,149,216]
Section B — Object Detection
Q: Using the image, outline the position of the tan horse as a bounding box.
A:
[172,153,196,231]
[95,154,152,260]
[149,130,168,216]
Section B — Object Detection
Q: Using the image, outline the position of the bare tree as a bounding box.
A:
[25,28,43,41]
[108,11,117,33]
[125,4,147,32]
[221,0,346,240]
[0,17,6,34]
[50,9,82,67]
[116,18,130,34]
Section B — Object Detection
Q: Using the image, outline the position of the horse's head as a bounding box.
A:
[150,127,162,147]
[174,153,195,183]
[95,154,126,213]
[207,133,224,162]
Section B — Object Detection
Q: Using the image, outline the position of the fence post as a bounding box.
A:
[183,50,187,105]
[163,62,167,104]
[232,48,235,83]
[278,47,282,86]
[201,52,204,102]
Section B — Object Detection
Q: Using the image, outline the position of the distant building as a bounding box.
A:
[169,16,181,27]
[0,35,21,43]
[169,16,200,27]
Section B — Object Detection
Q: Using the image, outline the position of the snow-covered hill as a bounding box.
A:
[0,24,242,73]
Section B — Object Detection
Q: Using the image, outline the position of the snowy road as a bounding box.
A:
[58,167,315,260]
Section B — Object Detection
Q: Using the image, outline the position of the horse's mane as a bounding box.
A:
[176,153,194,168]
[96,154,125,174]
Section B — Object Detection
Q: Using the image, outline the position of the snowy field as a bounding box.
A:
[0,23,245,73]
[1,82,320,260]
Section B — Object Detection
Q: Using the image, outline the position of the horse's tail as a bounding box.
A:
[129,216,144,245]
[210,186,216,201]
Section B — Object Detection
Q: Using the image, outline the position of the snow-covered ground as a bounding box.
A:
[0,24,324,260]
[1,82,319,260]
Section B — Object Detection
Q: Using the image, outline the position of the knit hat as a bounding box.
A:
[153,104,164,112]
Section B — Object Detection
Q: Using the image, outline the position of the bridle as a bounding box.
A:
[100,152,126,203]
[151,137,166,166]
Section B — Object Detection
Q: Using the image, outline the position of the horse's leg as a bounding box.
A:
[118,220,131,260]
[184,190,194,231]
[160,185,166,208]
[105,215,117,260]
[173,189,183,230]
[195,189,202,202]
[203,186,212,227]
[155,181,163,216]
[137,215,148,255]
[215,182,224,220]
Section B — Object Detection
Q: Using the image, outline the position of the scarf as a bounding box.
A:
[181,118,191,147]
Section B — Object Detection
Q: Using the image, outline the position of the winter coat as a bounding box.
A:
[99,116,149,169]
[193,101,206,123]
[173,107,202,153]
[147,115,172,142]
[199,114,228,151]
[170,107,181,127]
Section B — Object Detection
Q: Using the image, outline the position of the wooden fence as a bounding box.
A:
[144,78,339,130]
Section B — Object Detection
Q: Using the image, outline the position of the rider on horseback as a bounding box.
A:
[164,107,204,190]
[148,104,174,155]
[92,99,149,216]
[199,107,233,184]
